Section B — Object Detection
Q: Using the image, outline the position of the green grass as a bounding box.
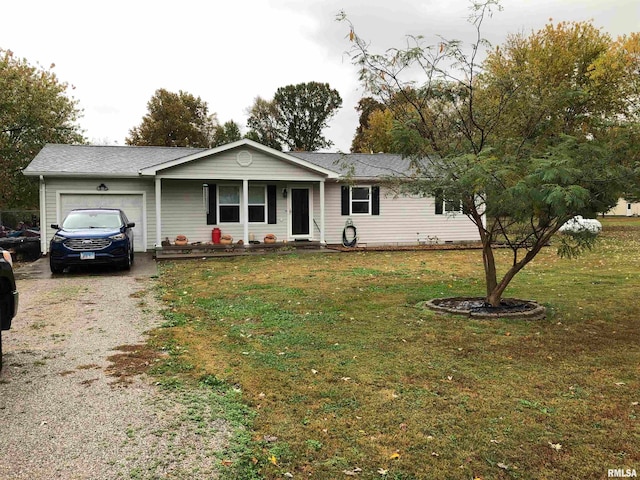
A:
[153,220,640,479]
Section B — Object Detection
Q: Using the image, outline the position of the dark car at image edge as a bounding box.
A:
[49,208,135,274]
[0,248,19,371]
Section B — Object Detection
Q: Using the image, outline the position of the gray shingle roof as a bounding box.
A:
[23,144,206,176]
[288,152,412,178]
[23,143,413,179]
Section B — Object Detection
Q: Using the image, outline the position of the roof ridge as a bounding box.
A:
[49,143,207,151]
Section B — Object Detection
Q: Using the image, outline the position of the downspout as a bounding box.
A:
[39,175,47,255]
[155,177,162,249]
[319,179,326,244]
[242,179,249,244]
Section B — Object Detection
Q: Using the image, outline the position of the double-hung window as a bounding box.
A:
[445,199,461,212]
[341,185,380,216]
[434,189,462,214]
[218,185,240,223]
[248,186,266,223]
[351,186,371,214]
[205,184,276,225]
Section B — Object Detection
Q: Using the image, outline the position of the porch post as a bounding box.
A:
[319,179,326,244]
[39,176,48,254]
[155,177,162,247]
[243,179,249,244]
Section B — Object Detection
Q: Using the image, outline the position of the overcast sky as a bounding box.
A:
[2,0,638,152]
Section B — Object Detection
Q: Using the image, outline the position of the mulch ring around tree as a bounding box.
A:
[421,297,546,320]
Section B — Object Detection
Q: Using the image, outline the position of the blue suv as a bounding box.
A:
[49,208,135,274]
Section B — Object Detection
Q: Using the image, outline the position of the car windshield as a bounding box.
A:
[62,212,122,229]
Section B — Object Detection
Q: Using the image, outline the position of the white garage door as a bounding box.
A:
[59,194,145,252]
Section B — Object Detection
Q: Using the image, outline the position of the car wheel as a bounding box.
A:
[121,251,132,271]
[130,249,135,265]
[50,258,64,274]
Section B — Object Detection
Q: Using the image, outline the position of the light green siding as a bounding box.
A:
[158,147,325,181]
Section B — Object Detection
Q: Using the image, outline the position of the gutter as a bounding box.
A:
[23,171,143,178]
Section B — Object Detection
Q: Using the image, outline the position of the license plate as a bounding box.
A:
[80,252,95,260]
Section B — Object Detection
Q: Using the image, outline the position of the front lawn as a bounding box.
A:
[155,222,640,479]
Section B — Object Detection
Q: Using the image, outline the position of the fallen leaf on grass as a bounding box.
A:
[263,435,278,443]
[269,455,278,465]
[548,442,562,451]
[343,467,362,476]
[284,473,294,478]
[311,369,318,375]
[614,382,626,386]
[497,463,509,470]
[220,459,233,467]
[378,468,388,476]
[389,452,400,460]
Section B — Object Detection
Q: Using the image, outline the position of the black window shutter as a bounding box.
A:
[372,186,380,215]
[207,184,217,225]
[341,186,350,215]
[434,189,443,215]
[267,185,277,224]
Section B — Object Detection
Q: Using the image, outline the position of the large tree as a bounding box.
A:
[245,96,282,150]
[0,49,84,209]
[126,88,217,148]
[351,97,384,152]
[212,120,242,147]
[246,82,343,151]
[342,2,639,306]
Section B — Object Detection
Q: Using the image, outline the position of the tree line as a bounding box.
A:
[125,82,343,152]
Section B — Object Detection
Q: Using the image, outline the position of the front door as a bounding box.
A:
[290,187,311,238]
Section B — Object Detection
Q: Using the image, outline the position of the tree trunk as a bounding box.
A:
[484,229,556,307]
[482,240,498,303]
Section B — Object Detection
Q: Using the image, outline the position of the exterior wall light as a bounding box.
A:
[97,183,109,191]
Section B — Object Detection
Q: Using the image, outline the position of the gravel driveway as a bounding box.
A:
[0,255,230,479]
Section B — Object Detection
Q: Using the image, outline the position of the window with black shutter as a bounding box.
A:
[341,185,380,216]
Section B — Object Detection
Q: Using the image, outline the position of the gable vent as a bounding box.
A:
[236,150,253,167]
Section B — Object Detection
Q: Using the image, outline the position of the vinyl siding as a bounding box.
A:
[606,198,640,216]
[324,183,481,245]
[158,147,325,181]
[42,177,156,251]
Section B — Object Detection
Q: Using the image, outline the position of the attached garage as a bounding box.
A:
[57,192,146,252]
